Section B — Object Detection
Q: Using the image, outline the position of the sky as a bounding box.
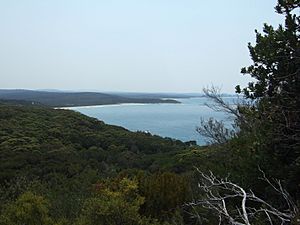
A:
[0,0,283,93]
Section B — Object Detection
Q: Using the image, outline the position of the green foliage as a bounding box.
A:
[0,192,52,225]
[235,0,300,197]
[77,177,166,225]
[0,104,190,224]
[139,172,189,220]
[0,104,187,182]
[236,0,299,100]
[184,2,300,223]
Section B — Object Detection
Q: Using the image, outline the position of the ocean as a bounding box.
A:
[68,97,237,145]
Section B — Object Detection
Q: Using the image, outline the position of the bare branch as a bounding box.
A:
[196,117,236,145]
[203,86,241,119]
[196,86,249,144]
[187,170,298,224]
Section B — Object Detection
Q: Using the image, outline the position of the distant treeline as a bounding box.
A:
[0,89,180,107]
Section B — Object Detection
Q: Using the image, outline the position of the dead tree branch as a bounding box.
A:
[187,169,298,224]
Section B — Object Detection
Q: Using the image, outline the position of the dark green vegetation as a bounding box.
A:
[0,103,191,182]
[190,1,299,223]
[0,1,299,224]
[0,103,200,224]
[235,0,300,193]
[0,89,179,107]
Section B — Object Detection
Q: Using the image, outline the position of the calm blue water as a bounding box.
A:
[69,97,236,145]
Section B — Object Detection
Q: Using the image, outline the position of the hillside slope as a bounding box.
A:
[0,103,189,183]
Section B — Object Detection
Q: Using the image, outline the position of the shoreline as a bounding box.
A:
[56,101,182,110]
[58,103,149,110]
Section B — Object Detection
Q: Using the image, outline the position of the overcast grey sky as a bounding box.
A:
[0,0,282,93]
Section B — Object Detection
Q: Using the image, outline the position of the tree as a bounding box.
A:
[235,0,300,161]
[77,178,143,225]
[236,0,299,100]
[234,0,300,198]
[77,177,167,225]
[195,1,300,220]
[138,172,189,219]
[0,192,52,225]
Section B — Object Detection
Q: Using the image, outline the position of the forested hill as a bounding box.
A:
[0,89,179,107]
[0,103,190,182]
[0,102,203,224]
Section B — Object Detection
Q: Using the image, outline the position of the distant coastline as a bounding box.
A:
[0,89,181,108]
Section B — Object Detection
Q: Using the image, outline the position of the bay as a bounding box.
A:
[69,97,237,145]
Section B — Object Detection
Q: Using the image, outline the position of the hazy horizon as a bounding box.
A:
[1,1,282,93]
[0,88,237,95]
